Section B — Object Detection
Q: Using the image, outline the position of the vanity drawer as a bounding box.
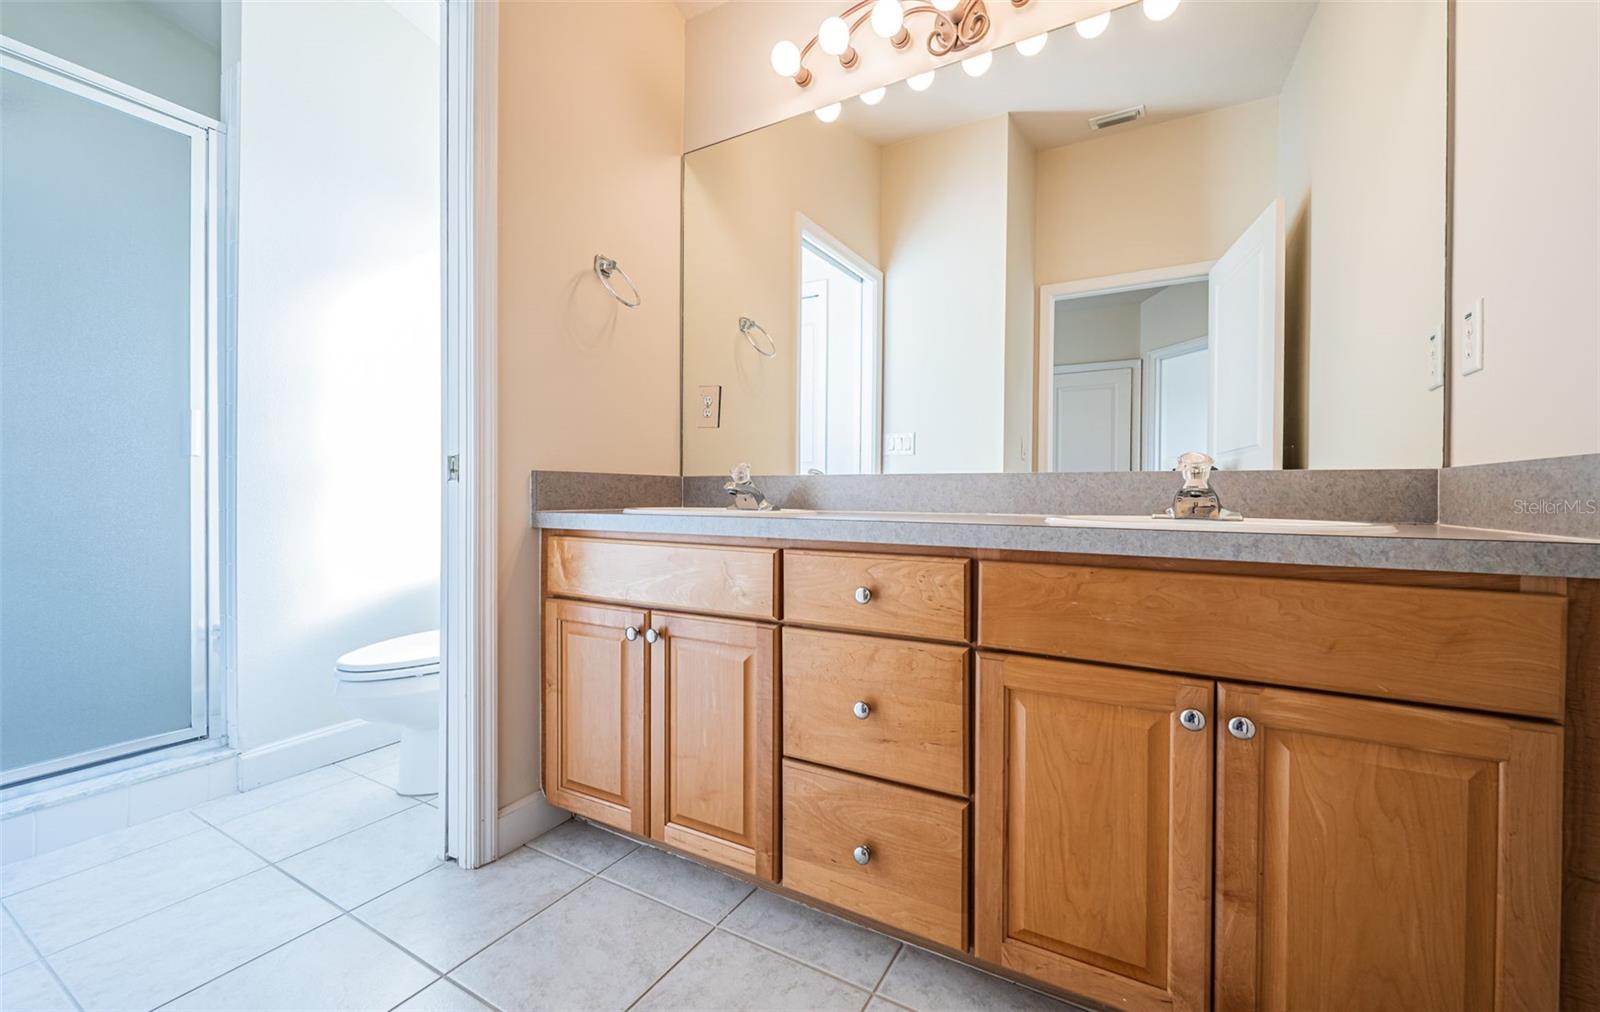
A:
[546,535,777,620]
[784,550,969,642]
[781,759,968,949]
[978,561,1567,718]
[782,629,968,795]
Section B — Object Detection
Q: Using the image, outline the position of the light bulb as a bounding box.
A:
[907,70,935,92]
[961,51,992,77]
[818,16,851,56]
[1016,32,1048,56]
[860,87,887,106]
[1142,0,1180,20]
[815,102,842,123]
[770,40,802,77]
[870,0,904,39]
[1075,11,1110,38]
[931,0,958,10]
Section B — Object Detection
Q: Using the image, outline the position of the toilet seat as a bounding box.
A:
[336,630,440,682]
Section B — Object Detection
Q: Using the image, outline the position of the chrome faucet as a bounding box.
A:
[1168,451,1239,520]
[724,463,774,511]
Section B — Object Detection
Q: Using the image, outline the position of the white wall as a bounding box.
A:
[1451,0,1600,466]
[1055,300,1142,366]
[1139,282,1207,354]
[880,116,1010,473]
[1,1,220,118]
[235,1,440,755]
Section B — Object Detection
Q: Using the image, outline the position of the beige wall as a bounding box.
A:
[1004,119,1037,472]
[682,116,881,475]
[1054,301,1142,366]
[881,116,1011,473]
[682,0,1122,152]
[497,1,684,806]
[1034,98,1280,287]
[1451,0,1600,466]
[1278,0,1445,469]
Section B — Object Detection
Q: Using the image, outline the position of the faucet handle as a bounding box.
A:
[1175,451,1214,486]
[728,463,752,485]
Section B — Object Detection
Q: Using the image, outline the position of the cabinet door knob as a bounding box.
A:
[1226,716,1257,740]
[852,845,871,865]
[644,627,662,644]
[624,626,639,641]
[853,586,872,605]
[1178,708,1206,732]
[852,700,871,720]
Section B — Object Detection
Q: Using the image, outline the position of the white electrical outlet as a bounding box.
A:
[1427,328,1443,391]
[696,385,721,428]
[1461,298,1484,375]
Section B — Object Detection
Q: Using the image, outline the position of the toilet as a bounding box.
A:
[334,630,440,796]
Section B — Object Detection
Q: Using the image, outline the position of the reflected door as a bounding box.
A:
[0,50,214,785]
[1052,363,1138,472]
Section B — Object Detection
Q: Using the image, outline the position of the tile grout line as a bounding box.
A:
[4,904,84,1012]
[868,942,908,1009]
[0,814,213,902]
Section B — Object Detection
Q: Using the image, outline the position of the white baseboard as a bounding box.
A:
[236,719,400,791]
[497,791,568,856]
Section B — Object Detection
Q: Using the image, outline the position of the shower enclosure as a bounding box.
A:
[0,38,219,786]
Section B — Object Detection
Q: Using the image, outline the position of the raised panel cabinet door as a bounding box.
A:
[974,653,1213,1012]
[649,612,778,879]
[1214,683,1562,1012]
[541,599,648,835]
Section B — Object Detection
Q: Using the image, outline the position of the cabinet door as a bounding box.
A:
[649,612,778,879]
[974,653,1213,1011]
[1215,683,1561,1012]
[542,599,647,835]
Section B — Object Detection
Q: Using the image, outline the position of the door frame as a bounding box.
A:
[1036,261,1211,472]
[794,214,884,475]
[441,0,498,869]
[0,36,222,787]
[1051,360,1143,472]
[1141,335,1208,472]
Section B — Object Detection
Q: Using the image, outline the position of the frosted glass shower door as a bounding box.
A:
[1,45,215,786]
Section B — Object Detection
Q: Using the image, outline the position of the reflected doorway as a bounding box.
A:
[796,221,882,475]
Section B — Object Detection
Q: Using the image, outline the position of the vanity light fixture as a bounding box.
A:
[1015,32,1048,56]
[1142,0,1181,21]
[907,69,936,92]
[860,86,888,105]
[815,101,843,123]
[1075,11,1111,38]
[961,50,993,77]
[772,0,1032,89]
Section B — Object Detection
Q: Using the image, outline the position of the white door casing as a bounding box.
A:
[1207,200,1285,470]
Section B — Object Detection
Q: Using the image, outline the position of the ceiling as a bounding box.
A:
[835,0,1318,150]
[675,1,730,20]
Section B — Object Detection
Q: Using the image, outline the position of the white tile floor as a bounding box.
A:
[0,746,1083,1011]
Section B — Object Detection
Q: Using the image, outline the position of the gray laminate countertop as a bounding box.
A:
[532,508,1600,579]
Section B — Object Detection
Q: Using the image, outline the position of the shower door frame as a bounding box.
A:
[0,38,221,787]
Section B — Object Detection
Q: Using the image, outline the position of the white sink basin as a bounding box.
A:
[622,506,819,517]
[1046,514,1398,535]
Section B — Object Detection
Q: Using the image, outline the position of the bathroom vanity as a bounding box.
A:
[539,519,1596,1011]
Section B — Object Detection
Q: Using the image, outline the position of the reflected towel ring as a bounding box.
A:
[594,254,641,309]
[739,317,777,358]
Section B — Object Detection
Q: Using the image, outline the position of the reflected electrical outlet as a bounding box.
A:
[697,385,721,428]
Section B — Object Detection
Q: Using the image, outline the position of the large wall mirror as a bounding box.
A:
[682,0,1447,475]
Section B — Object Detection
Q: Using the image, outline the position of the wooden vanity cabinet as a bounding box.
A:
[974,653,1215,1011]
[648,612,778,879]
[1213,682,1562,1012]
[542,599,649,835]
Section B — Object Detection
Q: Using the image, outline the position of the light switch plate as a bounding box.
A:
[696,385,721,428]
[1427,328,1443,390]
[1461,299,1484,375]
[885,432,916,455]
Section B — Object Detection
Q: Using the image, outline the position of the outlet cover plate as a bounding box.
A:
[1461,299,1484,375]
[696,385,721,428]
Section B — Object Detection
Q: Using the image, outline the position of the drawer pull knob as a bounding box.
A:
[852,845,871,865]
[852,700,872,720]
[1227,716,1257,740]
[1178,708,1206,732]
[644,627,662,644]
[853,586,873,605]
[624,626,639,641]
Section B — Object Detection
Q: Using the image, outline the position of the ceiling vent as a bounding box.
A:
[1089,105,1147,131]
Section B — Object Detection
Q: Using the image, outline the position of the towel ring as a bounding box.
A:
[594,254,641,309]
[739,317,777,358]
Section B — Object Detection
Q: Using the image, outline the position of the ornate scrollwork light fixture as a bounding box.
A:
[771,0,1030,89]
